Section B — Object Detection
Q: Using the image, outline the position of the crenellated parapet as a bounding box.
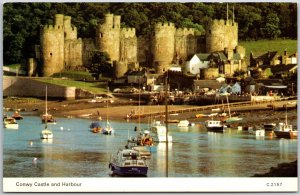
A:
[155,22,176,31]
[121,28,136,38]
[176,28,195,36]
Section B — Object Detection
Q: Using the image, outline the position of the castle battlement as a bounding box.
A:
[155,22,175,29]
[121,28,136,37]
[208,19,238,28]
[176,28,195,36]
[42,24,64,32]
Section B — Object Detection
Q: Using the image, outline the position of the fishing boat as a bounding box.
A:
[274,123,297,139]
[3,117,19,129]
[89,122,102,133]
[41,86,56,124]
[205,120,226,132]
[274,104,297,139]
[264,123,276,131]
[248,126,265,137]
[40,124,53,139]
[177,120,189,127]
[109,149,148,176]
[11,111,23,120]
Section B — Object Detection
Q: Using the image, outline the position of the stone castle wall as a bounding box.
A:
[206,19,238,53]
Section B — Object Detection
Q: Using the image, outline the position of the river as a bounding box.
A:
[3,112,297,177]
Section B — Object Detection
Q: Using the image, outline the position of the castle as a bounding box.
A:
[30,13,244,77]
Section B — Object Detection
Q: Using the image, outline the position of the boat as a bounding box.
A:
[40,124,53,139]
[89,122,102,133]
[11,111,23,120]
[150,121,173,142]
[41,86,56,124]
[108,149,148,176]
[274,123,297,139]
[224,95,243,123]
[248,126,265,136]
[3,117,19,129]
[273,104,297,139]
[264,123,276,131]
[177,120,189,127]
[102,87,113,135]
[205,120,226,132]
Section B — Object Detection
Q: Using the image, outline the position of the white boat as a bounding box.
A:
[150,121,173,142]
[40,128,53,139]
[109,149,148,176]
[248,127,265,136]
[273,105,297,139]
[3,117,19,129]
[177,120,189,127]
[205,120,226,132]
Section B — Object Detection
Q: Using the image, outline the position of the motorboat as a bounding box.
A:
[150,121,173,142]
[205,120,226,132]
[274,123,297,139]
[177,120,189,127]
[40,124,53,139]
[89,122,102,133]
[248,126,265,137]
[11,111,23,120]
[109,149,148,176]
[3,117,19,129]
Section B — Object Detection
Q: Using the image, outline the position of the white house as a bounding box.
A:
[185,54,210,75]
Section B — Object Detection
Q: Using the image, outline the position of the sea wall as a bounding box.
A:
[3,76,76,100]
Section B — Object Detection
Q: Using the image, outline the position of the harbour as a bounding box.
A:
[3,111,297,177]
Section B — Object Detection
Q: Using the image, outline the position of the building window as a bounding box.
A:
[50,53,52,57]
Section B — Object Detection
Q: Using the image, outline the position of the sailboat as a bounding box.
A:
[224,94,243,123]
[274,103,297,139]
[41,86,56,124]
[40,86,53,139]
[102,87,113,135]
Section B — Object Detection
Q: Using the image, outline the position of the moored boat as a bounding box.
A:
[40,129,53,139]
[109,149,148,176]
[4,117,19,129]
[150,121,172,142]
[274,123,297,139]
[264,123,276,131]
[41,86,56,124]
[205,120,226,132]
[248,126,265,137]
[89,122,102,133]
[11,111,23,120]
[177,120,189,127]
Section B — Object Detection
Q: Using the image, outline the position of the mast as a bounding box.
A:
[165,73,169,177]
[45,85,48,129]
[226,94,231,118]
[106,86,109,126]
[45,85,48,115]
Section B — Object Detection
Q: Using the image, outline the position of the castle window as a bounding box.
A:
[209,30,211,34]
[64,32,67,38]
[100,33,103,38]
[50,53,52,57]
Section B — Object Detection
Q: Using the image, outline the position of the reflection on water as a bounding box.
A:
[3,113,297,177]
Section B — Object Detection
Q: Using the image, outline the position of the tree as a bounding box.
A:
[260,12,281,39]
[85,51,112,80]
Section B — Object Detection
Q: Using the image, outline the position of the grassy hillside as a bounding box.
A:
[239,39,297,60]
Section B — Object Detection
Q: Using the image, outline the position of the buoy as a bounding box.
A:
[32,157,38,164]
[29,141,33,146]
[60,127,64,131]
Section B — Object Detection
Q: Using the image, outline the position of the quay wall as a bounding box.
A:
[3,76,76,100]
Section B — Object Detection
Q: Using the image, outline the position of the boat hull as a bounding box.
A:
[274,130,297,139]
[4,124,19,129]
[109,163,148,176]
[40,130,53,139]
[205,126,224,132]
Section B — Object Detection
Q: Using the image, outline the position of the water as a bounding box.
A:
[3,112,297,177]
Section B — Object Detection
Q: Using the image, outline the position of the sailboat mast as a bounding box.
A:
[165,74,169,177]
[226,95,231,118]
[45,85,48,115]
[106,86,109,125]
[138,80,141,132]
[285,104,288,125]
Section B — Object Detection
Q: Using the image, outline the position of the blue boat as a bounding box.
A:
[109,149,148,176]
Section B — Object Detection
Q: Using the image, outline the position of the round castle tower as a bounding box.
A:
[40,14,65,76]
[206,19,238,53]
[153,22,176,73]
[96,14,121,62]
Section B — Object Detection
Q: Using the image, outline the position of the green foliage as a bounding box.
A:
[85,51,112,80]
[3,2,297,65]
